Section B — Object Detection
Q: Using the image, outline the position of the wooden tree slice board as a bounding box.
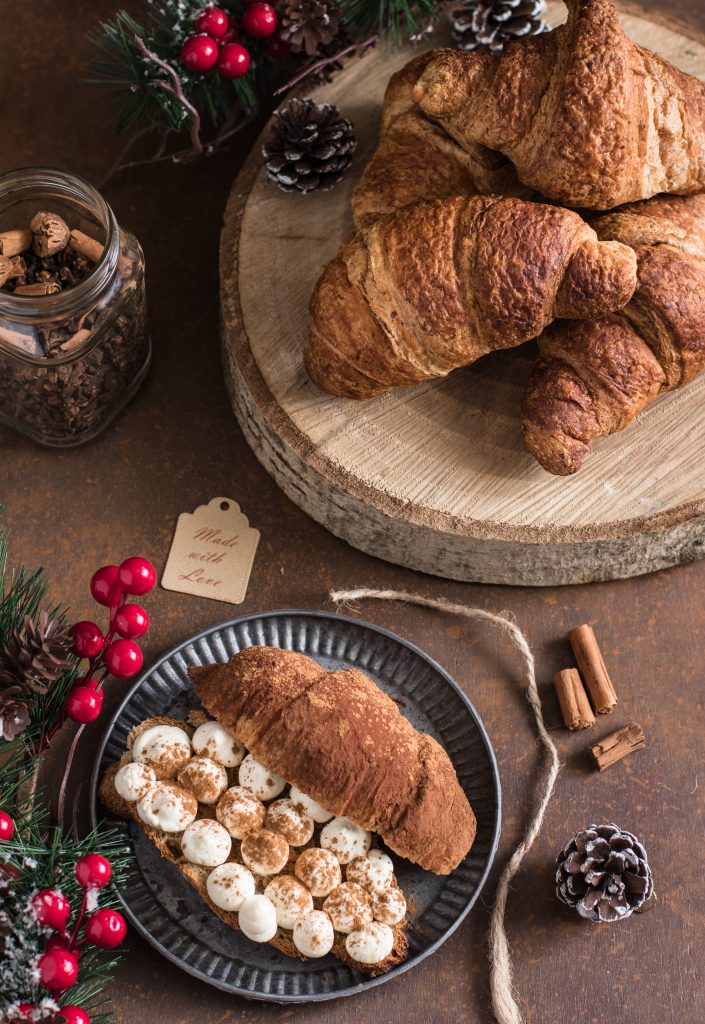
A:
[220,3,705,586]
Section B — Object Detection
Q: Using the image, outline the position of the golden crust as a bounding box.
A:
[413,1,705,210]
[351,51,527,229]
[190,646,476,875]
[522,194,705,474]
[306,196,636,399]
[99,718,409,976]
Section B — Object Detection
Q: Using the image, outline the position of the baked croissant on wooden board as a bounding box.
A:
[190,646,476,875]
[351,50,527,229]
[522,194,705,475]
[413,0,705,210]
[306,195,637,400]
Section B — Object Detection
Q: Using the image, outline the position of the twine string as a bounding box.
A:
[329,587,561,1024]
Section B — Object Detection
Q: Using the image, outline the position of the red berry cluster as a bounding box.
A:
[0,827,127,1023]
[66,557,156,726]
[180,4,282,80]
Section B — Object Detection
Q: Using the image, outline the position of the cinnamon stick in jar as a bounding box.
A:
[553,669,595,730]
[569,624,617,714]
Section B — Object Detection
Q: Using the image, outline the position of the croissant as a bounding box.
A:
[522,194,705,475]
[351,51,526,229]
[190,647,476,875]
[413,0,705,210]
[306,195,637,399]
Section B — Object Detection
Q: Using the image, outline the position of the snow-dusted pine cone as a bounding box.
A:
[451,0,548,54]
[280,0,341,56]
[556,823,654,922]
[262,98,357,194]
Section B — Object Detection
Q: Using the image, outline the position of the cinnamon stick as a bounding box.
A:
[0,228,31,257]
[13,281,61,296]
[569,624,617,713]
[69,228,104,263]
[588,723,645,771]
[553,668,595,730]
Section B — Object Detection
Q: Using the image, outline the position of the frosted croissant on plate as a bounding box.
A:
[190,646,477,874]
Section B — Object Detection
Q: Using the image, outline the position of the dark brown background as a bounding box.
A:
[2,3,704,1022]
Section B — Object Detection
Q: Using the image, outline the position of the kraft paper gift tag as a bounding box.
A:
[162,497,259,604]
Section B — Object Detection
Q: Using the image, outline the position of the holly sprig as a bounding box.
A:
[0,750,131,1024]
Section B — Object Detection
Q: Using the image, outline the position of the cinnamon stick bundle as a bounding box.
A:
[553,669,595,730]
[569,624,617,713]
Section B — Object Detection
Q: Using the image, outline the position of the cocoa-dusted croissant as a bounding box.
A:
[522,194,705,475]
[351,51,526,229]
[191,646,476,875]
[306,195,637,400]
[413,0,705,210]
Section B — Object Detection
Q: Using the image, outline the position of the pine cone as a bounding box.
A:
[280,0,341,56]
[556,823,654,922]
[0,685,31,740]
[451,0,548,54]
[0,610,73,695]
[262,98,357,194]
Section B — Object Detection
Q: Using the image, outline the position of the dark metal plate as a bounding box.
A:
[90,610,501,1003]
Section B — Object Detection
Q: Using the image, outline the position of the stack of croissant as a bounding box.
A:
[305,0,705,475]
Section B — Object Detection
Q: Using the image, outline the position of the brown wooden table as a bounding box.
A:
[3,4,704,1022]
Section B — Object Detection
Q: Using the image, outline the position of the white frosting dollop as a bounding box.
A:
[264,876,314,929]
[265,799,314,846]
[320,817,371,864]
[180,819,232,867]
[136,782,197,832]
[216,786,266,839]
[346,850,395,893]
[191,721,246,767]
[370,886,406,925]
[115,762,156,803]
[345,922,394,964]
[293,910,335,958]
[238,755,286,801]
[238,894,278,943]
[177,757,228,804]
[288,785,334,824]
[294,847,342,897]
[132,725,191,775]
[240,828,290,876]
[206,862,256,912]
[323,882,373,934]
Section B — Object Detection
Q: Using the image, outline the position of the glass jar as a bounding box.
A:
[0,167,150,446]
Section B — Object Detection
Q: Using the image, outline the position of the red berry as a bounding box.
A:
[217,42,251,78]
[75,854,112,890]
[195,6,229,38]
[54,1007,91,1024]
[0,810,14,841]
[32,889,71,931]
[266,35,289,59]
[242,2,277,38]
[65,687,103,724]
[181,34,218,72]
[45,935,76,956]
[118,557,157,596]
[38,947,79,992]
[73,675,100,691]
[71,621,104,659]
[104,639,143,679]
[90,565,122,608]
[85,908,127,948]
[114,604,149,639]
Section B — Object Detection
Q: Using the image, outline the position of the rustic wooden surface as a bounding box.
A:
[2,3,704,1022]
[222,1,705,586]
